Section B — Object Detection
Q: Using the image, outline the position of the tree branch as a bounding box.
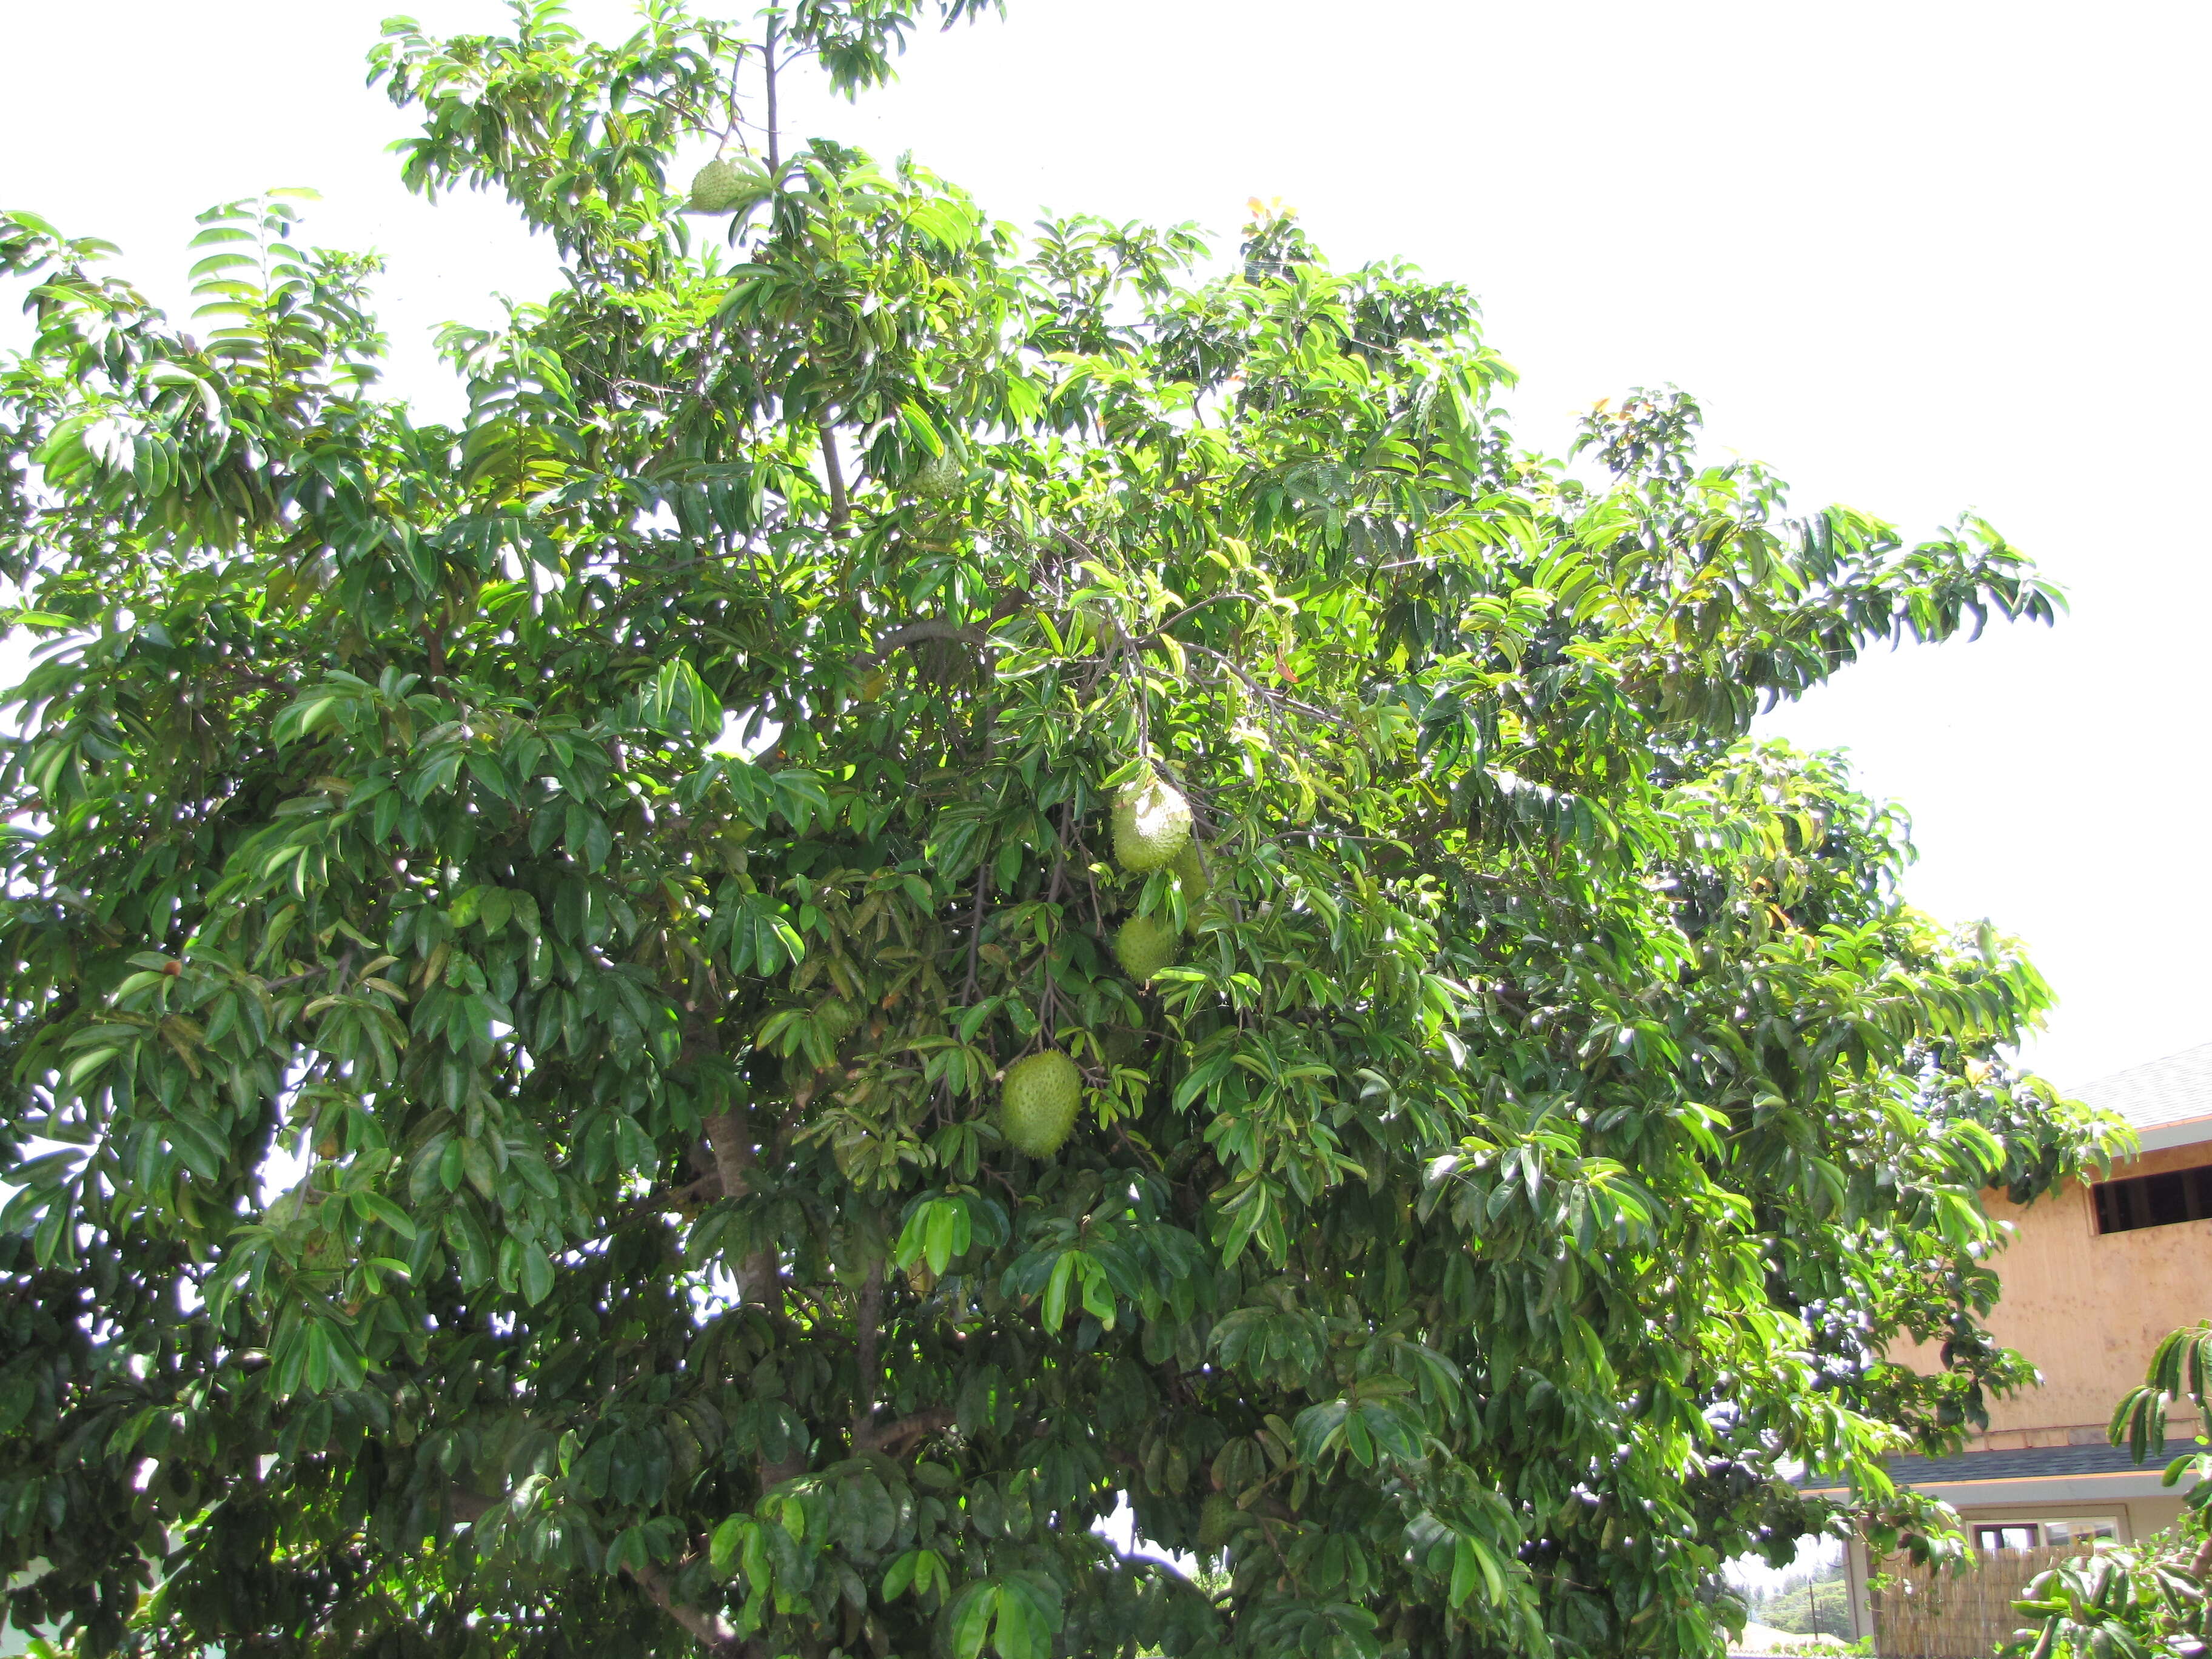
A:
[700,1112,755,1205]
[701,1112,779,1308]
[762,17,780,172]
[445,1486,503,1525]
[819,424,848,531]
[1124,589,1252,649]
[1184,641,1352,731]
[963,861,990,1005]
[850,1261,885,1442]
[629,1561,745,1655]
[854,620,985,669]
[853,1406,957,1454]
[1047,799,1071,907]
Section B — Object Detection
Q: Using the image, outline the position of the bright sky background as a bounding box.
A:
[5,0,2207,1090]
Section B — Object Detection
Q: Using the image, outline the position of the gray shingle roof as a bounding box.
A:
[1797,1440,2196,1493]
[2073,1042,2212,1132]
[1887,1440,2191,1485]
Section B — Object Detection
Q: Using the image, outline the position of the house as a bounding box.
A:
[1829,1042,2212,1648]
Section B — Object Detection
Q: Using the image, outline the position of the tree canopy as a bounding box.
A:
[0,4,2119,1655]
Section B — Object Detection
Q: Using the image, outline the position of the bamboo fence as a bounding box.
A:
[1872,1543,2094,1658]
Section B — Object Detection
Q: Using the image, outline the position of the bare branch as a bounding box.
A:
[850,1260,885,1443]
[1047,799,1071,907]
[853,1406,957,1454]
[445,1486,502,1525]
[700,1113,755,1205]
[762,15,781,172]
[1184,642,1353,732]
[819,424,849,531]
[854,620,986,669]
[701,1113,780,1309]
[629,1561,745,1655]
[1124,589,1253,648]
[963,861,990,1005]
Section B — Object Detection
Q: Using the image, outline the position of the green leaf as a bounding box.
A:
[1041,1253,1077,1332]
[948,1583,997,1659]
[518,1239,555,1305]
[710,1516,750,1576]
[352,1191,418,1240]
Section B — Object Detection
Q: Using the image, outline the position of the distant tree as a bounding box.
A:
[0,2,2119,1655]
[1747,1567,1850,1640]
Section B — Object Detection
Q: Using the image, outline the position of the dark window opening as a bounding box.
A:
[1974,1519,2117,1553]
[2093,1164,2212,1235]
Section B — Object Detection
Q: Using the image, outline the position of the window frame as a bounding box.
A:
[2091,1162,2212,1235]
[1971,1517,2119,1553]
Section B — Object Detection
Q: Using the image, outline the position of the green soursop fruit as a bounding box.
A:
[816,997,859,1044]
[1000,1050,1081,1158]
[1114,913,1178,984]
[687,158,745,213]
[1198,1493,1239,1556]
[1071,597,1111,655]
[1111,771,1191,875]
[909,450,963,500]
[266,1179,346,1274]
[1173,841,1207,915]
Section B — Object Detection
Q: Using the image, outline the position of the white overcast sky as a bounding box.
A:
[3,0,2205,1089]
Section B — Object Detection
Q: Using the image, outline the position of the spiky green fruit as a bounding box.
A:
[1173,842,1207,911]
[1000,1050,1081,1158]
[1111,772,1191,875]
[910,450,964,500]
[1114,913,1178,984]
[687,158,746,213]
[266,1179,346,1273]
[1198,1493,1239,1556]
[1070,598,1111,655]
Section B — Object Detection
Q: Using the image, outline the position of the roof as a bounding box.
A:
[1888,1440,2189,1484]
[2073,1042,2212,1148]
[1800,1440,2203,1505]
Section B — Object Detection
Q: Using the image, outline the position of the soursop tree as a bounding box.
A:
[0,4,2120,1656]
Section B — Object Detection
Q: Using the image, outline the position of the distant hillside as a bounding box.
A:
[1754,1576,1853,1637]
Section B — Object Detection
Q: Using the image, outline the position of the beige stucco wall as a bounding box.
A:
[1888,1142,2212,1445]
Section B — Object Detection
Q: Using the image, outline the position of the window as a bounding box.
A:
[1974,1518,2117,1552]
[2042,1519,2118,1547]
[2093,1165,2212,1234]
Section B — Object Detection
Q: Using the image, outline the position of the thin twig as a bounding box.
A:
[1125,589,1253,649]
[719,40,747,147]
[1184,642,1353,732]
[1082,857,1105,934]
[1037,950,1061,1042]
[964,863,990,1005]
[1122,644,1152,759]
[1047,801,1070,907]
